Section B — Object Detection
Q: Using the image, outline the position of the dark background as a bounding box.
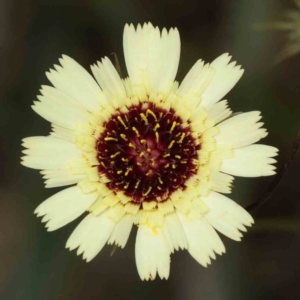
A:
[1,0,300,299]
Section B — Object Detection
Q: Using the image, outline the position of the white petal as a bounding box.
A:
[215,111,268,148]
[210,170,234,194]
[32,86,88,129]
[66,211,115,262]
[35,186,98,231]
[91,57,126,97]
[162,213,188,252]
[49,124,75,143]
[201,53,244,108]
[41,169,85,188]
[177,60,215,98]
[221,144,278,177]
[123,23,180,94]
[202,191,254,241]
[108,214,133,248]
[21,136,82,170]
[205,100,232,126]
[46,55,105,111]
[178,212,225,267]
[135,225,170,280]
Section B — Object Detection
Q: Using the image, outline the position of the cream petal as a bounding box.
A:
[205,100,232,126]
[177,60,215,100]
[91,56,126,97]
[210,170,234,194]
[201,53,244,108]
[41,169,85,188]
[46,55,105,111]
[21,136,83,170]
[221,144,278,177]
[49,124,75,143]
[32,85,88,129]
[108,214,134,248]
[35,186,98,231]
[178,212,225,267]
[215,111,268,148]
[135,225,170,280]
[202,191,254,241]
[162,213,188,253]
[123,22,180,94]
[66,211,115,262]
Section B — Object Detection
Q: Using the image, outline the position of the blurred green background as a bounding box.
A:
[1,0,300,299]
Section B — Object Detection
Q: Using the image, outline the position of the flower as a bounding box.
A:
[256,0,300,61]
[21,22,278,280]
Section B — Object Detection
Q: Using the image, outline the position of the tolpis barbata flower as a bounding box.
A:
[21,23,278,280]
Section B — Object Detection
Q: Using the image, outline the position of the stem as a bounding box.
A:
[246,128,300,212]
[111,52,122,77]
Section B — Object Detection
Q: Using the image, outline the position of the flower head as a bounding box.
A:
[21,23,278,280]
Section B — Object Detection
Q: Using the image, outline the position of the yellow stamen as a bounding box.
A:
[110,151,120,158]
[158,177,163,184]
[117,116,128,129]
[125,167,132,176]
[120,134,128,141]
[135,180,141,189]
[142,186,152,196]
[153,123,160,131]
[163,153,170,157]
[146,109,157,121]
[147,148,151,153]
[169,121,177,133]
[164,163,170,168]
[175,155,181,159]
[155,132,159,143]
[139,152,145,157]
[117,170,123,174]
[121,158,129,162]
[140,139,147,144]
[129,143,136,149]
[140,113,148,124]
[104,137,118,142]
[132,127,140,137]
[168,140,175,149]
[178,133,185,143]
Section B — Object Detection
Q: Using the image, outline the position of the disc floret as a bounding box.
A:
[97,102,200,207]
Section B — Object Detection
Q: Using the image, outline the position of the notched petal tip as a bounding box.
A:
[60,54,70,61]
[20,160,29,168]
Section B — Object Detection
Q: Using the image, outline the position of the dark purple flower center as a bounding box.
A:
[96,102,200,204]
